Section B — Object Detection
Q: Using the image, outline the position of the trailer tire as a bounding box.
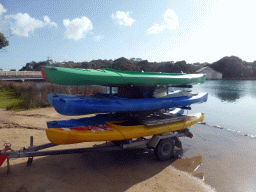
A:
[155,138,175,161]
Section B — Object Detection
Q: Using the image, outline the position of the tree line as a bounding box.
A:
[19,58,201,74]
[19,56,256,79]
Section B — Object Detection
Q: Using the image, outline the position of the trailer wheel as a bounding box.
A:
[155,139,175,161]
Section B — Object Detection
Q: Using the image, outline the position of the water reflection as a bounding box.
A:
[192,80,256,103]
[248,81,256,98]
[172,155,204,180]
[213,81,246,102]
[191,80,256,135]
[216,92,240,102]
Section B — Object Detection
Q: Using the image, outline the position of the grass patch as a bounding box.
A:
[0,88,24,110]
[0,81,104,110]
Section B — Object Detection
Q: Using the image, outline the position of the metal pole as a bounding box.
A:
[110,86,112,95]
[30,136,33,147]
[10,145,123,158]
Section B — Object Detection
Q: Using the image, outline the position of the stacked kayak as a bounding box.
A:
[42,66,208,145]
[46,113,204,145]
[47,92,208,116]
[41,66,206,86]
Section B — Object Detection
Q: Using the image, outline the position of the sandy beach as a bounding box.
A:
[1,107,255,191]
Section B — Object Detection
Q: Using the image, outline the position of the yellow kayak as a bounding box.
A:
[46,113,204,145]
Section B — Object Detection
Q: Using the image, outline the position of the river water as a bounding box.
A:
[171,80,256,136]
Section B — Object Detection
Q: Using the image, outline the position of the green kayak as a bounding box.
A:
[41,66,206,86]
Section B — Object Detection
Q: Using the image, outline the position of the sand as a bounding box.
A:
[0,107,213,192]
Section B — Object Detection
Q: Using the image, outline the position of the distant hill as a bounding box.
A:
[19,56,256,79]
[209,56,256,79]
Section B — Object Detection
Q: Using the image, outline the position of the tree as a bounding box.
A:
[112,57,138,71]
[137,60,149,71]
[0,33,9,50]
[19,61,37,71]
[210,56,250,78]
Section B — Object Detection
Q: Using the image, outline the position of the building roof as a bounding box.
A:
[196,66,222,74]
[196,67,207,73]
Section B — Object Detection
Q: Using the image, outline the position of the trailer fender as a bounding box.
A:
[148,135,162,148]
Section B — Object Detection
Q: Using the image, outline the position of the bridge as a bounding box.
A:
[0,71,45,82]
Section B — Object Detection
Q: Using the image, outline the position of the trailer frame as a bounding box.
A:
[0,129,193,174]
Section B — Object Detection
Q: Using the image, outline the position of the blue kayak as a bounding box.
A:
[48,92,208,116]
[47,108,184,128]
[47,113,125,128]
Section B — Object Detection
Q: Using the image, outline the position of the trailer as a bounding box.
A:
[0,129,193,174]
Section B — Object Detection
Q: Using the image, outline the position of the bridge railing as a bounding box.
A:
[0,71,42,77]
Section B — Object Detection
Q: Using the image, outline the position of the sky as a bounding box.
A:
[0,0,256,70]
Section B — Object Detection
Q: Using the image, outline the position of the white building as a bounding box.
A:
[196,66,222,80]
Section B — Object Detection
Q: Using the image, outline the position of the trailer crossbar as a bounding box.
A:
[8,145,123,158]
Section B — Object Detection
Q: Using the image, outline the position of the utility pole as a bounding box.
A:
[47,56,53,66]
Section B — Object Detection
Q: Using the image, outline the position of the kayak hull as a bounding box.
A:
[42,67,206,86]
[46,113,204,145]
[48,92,208,116]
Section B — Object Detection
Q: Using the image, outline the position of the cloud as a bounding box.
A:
[0,4,8,33]
[0,3,7,16]
[148,9,178,34]
[5,13,45,37]
[1,4,56,37]
[3,10,57,37]
[148,24,165,34]
[44,16,57,27]
[63,17,93,40]
[93,35,103,42]
[112,11,135,26]
[164,9,179,30]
